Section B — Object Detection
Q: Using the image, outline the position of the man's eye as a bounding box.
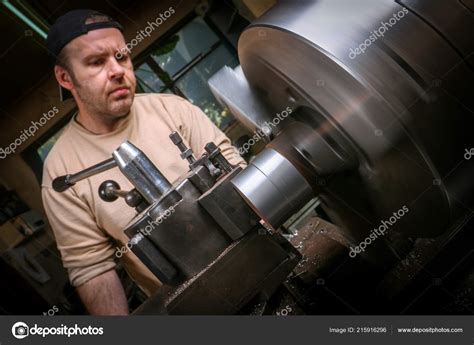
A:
[90,59,103,66]
[117,54,128,61]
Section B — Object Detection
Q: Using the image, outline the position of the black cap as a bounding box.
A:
[46,9,123,101]
[47,9,123,61]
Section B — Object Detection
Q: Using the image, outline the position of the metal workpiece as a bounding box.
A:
[267,120,358,190]
[233,0,474,240]
[113,141,173,204]
[232,148,314,230]
[398,0,474,62]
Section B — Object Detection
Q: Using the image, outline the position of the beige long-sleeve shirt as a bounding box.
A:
[41,93,245,296]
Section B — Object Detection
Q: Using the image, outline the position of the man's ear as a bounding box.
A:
[54,65,74,91]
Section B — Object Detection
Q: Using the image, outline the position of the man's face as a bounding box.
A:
[64,28,136,118]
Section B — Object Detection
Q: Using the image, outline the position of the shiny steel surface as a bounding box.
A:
[208,66,276,137]
[113,141,173,204]
[233,0,474,248]
[232,148,313,229]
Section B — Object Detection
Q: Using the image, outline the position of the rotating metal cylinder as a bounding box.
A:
[226,0,474,252]
[232,148,313,230]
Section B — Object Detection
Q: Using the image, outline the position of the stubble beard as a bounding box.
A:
[75,79,134,122]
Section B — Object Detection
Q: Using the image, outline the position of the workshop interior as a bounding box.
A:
[0,0,473,315]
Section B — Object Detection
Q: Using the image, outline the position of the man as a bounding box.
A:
[41,9,245,315]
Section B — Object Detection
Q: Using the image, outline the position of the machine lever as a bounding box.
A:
[52,157,117,192]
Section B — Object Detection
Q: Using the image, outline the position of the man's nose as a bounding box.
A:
[108,57,125,80]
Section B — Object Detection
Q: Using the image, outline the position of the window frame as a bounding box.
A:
[134,13,238,105]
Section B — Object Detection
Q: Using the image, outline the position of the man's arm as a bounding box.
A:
[42,180,127,315]
[77,269,129,315]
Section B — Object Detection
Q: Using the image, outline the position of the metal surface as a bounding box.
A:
[113,141,173,204]
[126,231,179,284]
[48,0,474,315]
[133,227,301,315]
[122,154,301,313]
[53,129,302,314]
[232,148,313,230]
[288,216,349,285]
[204,142,234,173]
[208,66,275,137]
[232,0,474,254]
[52,157,116,192]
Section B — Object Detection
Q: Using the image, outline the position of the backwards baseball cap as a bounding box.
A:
[46,9,124,100]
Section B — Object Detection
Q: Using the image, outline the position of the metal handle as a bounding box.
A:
[52,158,117,192]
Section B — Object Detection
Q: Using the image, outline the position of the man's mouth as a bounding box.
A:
[110,87,130,96]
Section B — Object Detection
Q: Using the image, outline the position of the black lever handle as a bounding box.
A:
[52,174,74,192]
[52,158,116,192]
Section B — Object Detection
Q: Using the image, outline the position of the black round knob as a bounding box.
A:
[98,180,120,202]
[124,189,143,208]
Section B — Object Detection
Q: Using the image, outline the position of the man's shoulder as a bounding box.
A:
[133,93,191,114]
[45,122,74,158]
[133,93,195,128]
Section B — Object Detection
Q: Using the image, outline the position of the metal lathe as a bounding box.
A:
[53,0,474,314]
